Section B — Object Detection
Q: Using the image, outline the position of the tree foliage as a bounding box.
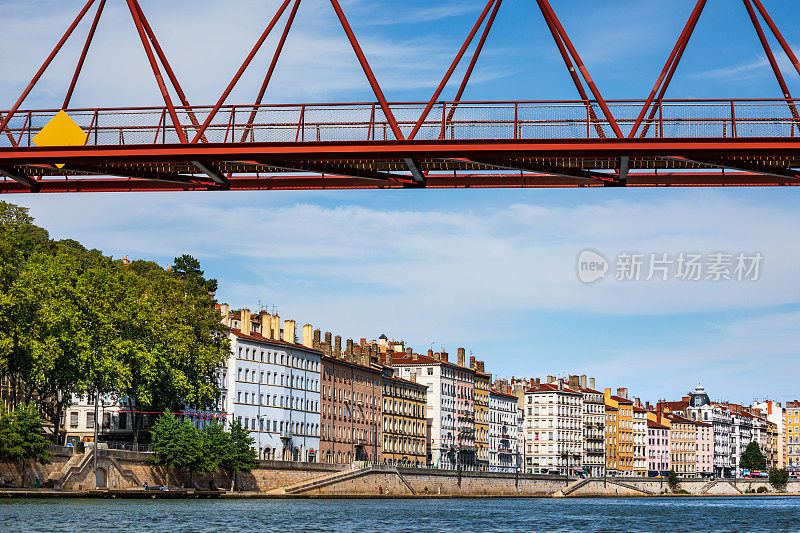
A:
[0,404,52,468]
[769,468,789,491]
[740,441,767,471]
[0,202,229,444]
[150,414,258,489]
[667,470,679,492]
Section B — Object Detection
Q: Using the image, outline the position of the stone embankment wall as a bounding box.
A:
[3,448,799,497]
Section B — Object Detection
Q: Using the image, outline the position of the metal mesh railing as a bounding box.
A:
[1,99,797,148]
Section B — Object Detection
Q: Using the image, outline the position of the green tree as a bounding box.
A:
[0,404,51,486]
[203,422,232,490]
[667,470,679,492]
[220,420,259,490]
[740,441,767,471]
[171,254,218,294]
[769,468,789,491]
[150,412,217,488]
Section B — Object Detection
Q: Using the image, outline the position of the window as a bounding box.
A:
[86,412,95,429]
[70,411,79,429]
[119,412,127,430]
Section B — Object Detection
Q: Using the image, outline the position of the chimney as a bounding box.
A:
[589,378,596,389]
[469,355,476,371]
[617,387,628,399]
[270,315,280,340]
[535,378,540,386]
[568,375,580,389]
[395,342,404,353]
[547,375,556,384]
[634,397,642,408]
[441,352,449,363]
[219,303,230,326]
[241,308,251,336]
[302,324,313,349]
[346,339,353,357]
[354,344,362,362]
[428,349,434,358]
[580,375,587,389]
[313,329,321,350]
[386,352,393,367]
[261,313,272,339]
[412,352,419,361]
[477,361,485,374]
[406,347,412,356]
[283,320,296,343]
[334,335,342,357]
[657,401,664,424]
[324,332,332,349]
[558,379,564,390]
[458,348,466,368]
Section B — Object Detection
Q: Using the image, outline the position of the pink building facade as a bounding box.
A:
[647,419,671,475]
[696,420,714,477]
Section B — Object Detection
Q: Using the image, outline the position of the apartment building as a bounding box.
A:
[472,359,491,471]
[605,389,634,476]
[646,415,671,476]
[696,421,713,478]
[320,352,382,464]
[489,387,519,472]
[580,385,606,478]
[391,348,476,469]
[786,401,800,475]
[753,400,785,469]
[221,307,322,462]
[632,405,648,476]
[667,413,697,478]
[524,380,583,476]
[380,357,427,466]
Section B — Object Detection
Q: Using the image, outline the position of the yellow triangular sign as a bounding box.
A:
[32,110,87,168]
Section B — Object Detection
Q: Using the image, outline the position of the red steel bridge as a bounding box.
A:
[0,0,799,193]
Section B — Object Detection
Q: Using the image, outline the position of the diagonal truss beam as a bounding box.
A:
[664,155,800,182]
[265,160,412,183]
[0,166,40,192]
[191,161,230,188]
[464,156,613,184]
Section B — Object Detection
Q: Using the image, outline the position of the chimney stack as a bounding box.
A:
[302,324,313,348]
[441,352,449,363]
[458,348,466,368]
[477,361,485,374]
[589,377,596,389]
[558,379,564,390]
[412,352,419,361]
[469,355,476,371]
[241,308,251,336]
[547,375,556,384]
[283,320,296,343]
[580,375,587,389]
[406,347,412,356]
[324,332,332,349]
[313,329,321,350]
[634,397,642,408]
[617,387,628,399]
[334,335,342,357]
[219,303,230,326]
[346,339,354,357]
[270,315,280,340]
[386,352,393,367]
[568,375,580,389]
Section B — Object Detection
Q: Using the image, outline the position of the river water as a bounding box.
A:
[0,496,796,532]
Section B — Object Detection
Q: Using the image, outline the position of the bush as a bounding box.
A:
[769,468,789,491]
[667,470,679,492]
[756,486,768,493]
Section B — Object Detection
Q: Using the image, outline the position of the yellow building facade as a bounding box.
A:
[381,374,427,466]
[473,367,491,470]
[605,389,634,475]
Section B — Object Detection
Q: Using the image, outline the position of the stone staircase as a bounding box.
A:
[268,465,403,495]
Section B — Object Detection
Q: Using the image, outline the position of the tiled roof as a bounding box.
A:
[647,419,669,429]
[525,383,582,395]
[610,395,633,404]
[390,352,475,372]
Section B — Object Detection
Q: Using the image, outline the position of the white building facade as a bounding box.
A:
[523,381,583,476]
[220,308,322,462]
[580,387,605,478]
[489,389,519,472]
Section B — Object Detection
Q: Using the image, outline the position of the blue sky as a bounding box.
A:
[3,0,800,405]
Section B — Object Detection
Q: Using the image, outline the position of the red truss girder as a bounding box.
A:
[0,0,799,193]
